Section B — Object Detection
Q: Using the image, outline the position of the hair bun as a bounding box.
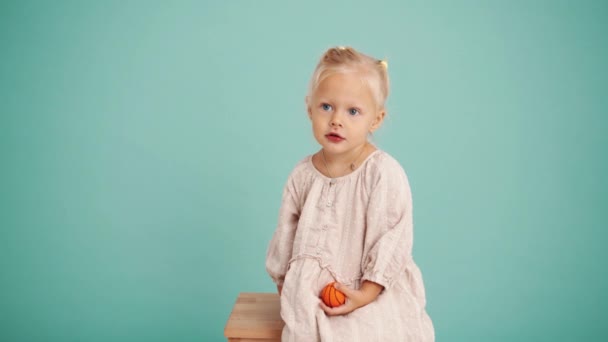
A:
[324,46,356,63]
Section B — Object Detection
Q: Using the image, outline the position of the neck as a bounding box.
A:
[322,143,370,172]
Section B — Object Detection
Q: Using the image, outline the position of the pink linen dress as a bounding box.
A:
[265,149,435,341]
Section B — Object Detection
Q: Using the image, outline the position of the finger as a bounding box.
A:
[319,300,334,315]
[321,301,355,316]
[319,295,354,316]
[334,282,356,299]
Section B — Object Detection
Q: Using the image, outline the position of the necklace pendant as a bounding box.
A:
[350,163,356,171]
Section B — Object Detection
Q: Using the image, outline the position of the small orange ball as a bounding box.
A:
[320,282,346,308]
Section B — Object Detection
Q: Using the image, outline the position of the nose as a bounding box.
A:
[329,112,343,127]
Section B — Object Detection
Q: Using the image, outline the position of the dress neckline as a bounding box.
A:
[307,149,383,183]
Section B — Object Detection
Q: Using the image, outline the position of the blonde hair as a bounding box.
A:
[306,46,390,109]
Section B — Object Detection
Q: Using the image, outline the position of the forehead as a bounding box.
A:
[313,72,375,105]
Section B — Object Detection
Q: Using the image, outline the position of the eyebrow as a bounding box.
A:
[317,98,365,108]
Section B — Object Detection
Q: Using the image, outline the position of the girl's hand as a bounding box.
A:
[319,281,384,316]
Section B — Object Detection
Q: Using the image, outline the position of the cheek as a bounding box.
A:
[311,117,324,130]
[310,120,321,134]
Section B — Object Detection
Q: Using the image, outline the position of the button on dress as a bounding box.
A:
[265,149,435,341]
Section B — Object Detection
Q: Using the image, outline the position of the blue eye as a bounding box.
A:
[321,103,332,111]
[348,108,360,116]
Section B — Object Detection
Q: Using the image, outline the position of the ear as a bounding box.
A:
[305,96,312,120]
[370,109,386,132]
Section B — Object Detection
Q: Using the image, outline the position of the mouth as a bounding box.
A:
[325,132,345,142]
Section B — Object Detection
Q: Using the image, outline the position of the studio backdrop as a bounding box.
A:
[1,1,606,341]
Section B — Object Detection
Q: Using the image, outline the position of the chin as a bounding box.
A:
[321,144,350,153]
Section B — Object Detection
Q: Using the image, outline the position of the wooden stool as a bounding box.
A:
[224,292,284,341]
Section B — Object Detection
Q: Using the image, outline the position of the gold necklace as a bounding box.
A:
[321,145,367,184]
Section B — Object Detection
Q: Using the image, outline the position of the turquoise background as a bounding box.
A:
[1,1,606,341]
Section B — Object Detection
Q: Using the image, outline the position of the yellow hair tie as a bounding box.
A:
[379,60,388,69]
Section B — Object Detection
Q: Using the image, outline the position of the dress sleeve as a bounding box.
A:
[361,159,414,291]
[265,174,300,286]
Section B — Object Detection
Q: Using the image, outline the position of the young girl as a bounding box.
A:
[265,46,435,341]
